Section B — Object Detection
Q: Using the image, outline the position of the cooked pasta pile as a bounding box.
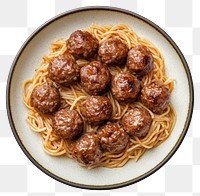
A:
[23,24,176,168]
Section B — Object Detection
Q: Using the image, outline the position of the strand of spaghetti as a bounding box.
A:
[70,96,87,110]
[135,149,145,161]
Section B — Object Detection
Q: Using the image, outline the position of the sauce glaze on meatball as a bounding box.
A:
[53,109,83,139]
[48,54,79,87]
[141,81,170,114]
[67,30,99,59]
[30,82,60,114]
[98,37,128,66]
[80,61,110,95]
[80,96,113,125]
[126,45,154,77]
[122,107,152,138]
[97,122,129,153]
[72,132,102,165]
[111,71,141,102]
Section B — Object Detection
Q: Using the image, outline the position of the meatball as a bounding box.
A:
[97,122,129,153]
[98,37,128,65]
[67,30,99,59]
[80,61,110,95]
[80,96,113,125]
[141,81,170,114]
[111,71,141,102]
[30,82,60,114]
[53,109,83,139]
[122,107,152,138]
[126,45,154,77]
[48,54,79,87]
[72,132,102,165]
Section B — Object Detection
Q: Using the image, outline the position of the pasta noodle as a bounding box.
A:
[22,24,176,168]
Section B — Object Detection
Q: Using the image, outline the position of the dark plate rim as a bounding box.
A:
[6,6,194,190]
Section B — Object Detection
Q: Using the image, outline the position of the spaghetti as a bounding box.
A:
[22,24,176,168]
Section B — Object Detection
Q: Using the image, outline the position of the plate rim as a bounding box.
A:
[6,6,194,190]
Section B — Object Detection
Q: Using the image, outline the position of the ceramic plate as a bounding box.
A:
[6,7,194,190]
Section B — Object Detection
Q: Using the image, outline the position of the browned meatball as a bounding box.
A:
[98,37,128,65]
[72,132,102,165]
[111,71,141,102]
[97,122,129,153]
[126,45,154,77]
[122,107,152,138]
[80,96,113,125]
[141,81,170,114]
[67,30,99,59]
[30,82,60,114]
[53,109,83,139]
[48,54,79,87]
[80,61,110,95]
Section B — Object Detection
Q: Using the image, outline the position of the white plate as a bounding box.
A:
[6,7,194,189]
